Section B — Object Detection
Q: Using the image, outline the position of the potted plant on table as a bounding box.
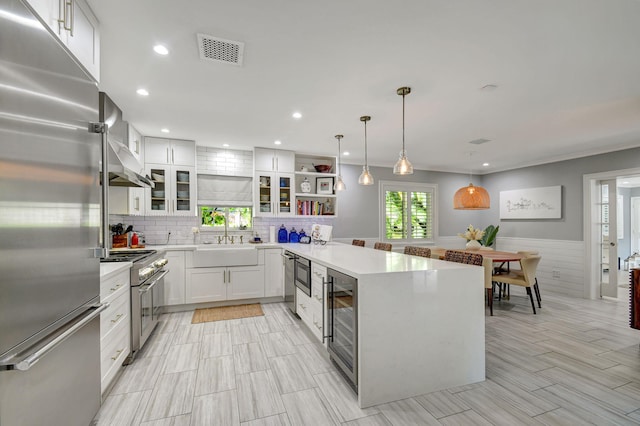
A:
[458,224,500,249]
[458,225,485,249]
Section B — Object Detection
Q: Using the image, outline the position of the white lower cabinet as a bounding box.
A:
[264,248,284,297]
[164,251,186,306]
[295,263,327,343]
[100,269,130,395]
[186,265,264,303]
[296,287,323,342]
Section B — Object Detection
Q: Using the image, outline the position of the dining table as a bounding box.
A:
[432,248,524,299]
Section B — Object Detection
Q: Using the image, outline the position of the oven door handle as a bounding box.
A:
[139,270,168,294]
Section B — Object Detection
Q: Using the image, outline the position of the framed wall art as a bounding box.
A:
[499,185,562,219]
[316,177,334,195]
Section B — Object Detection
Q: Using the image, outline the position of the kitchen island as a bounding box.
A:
[282,242,485,408]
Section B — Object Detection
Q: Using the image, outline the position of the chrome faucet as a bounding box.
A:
[229,236,235,244]
[223,216,228,243]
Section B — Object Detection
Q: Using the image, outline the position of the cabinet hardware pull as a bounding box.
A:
[111,313,123,323]
[68,0,74,36]
[110,283,122,292]
[58,0,72,34]
[111,348,124,360]
[172,148,175,164]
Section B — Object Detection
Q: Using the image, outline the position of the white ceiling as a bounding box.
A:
[87,0,640,175]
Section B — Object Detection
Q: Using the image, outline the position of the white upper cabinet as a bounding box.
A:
[145,137,196,167]
[254,148,295,173]
[26,0,100,82]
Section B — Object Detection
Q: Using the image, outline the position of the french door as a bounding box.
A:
[598,179,618,297]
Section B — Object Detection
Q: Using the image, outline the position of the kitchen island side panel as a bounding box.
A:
[357,266,485,408]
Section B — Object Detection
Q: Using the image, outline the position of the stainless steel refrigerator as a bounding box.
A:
[0,1,106,424]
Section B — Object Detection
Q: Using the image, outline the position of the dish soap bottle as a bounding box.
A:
[278,224,288,243]
[289,227,299,243]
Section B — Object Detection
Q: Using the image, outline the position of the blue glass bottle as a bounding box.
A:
[298,228,306,239]
[289,227,299,243]
[278,224,288,243]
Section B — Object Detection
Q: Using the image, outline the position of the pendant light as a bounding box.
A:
[393,86,414,175]
[453,152,490,209]
[334,134,346,191]
[358,116,374,185]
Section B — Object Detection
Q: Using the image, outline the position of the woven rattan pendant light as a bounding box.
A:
[453,153,490,209]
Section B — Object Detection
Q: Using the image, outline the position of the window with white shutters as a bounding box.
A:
[380,181,436,243]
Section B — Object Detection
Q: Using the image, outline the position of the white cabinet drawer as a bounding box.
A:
[296,287,313,325]
[100,314,130,394]
[100,270,130,304]
[100,290,129,341]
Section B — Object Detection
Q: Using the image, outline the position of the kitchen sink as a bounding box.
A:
[190,245,258,267]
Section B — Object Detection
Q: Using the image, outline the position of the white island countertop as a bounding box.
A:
[279,242,473,277]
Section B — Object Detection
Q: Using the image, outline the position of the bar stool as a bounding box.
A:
[352,239,366,247]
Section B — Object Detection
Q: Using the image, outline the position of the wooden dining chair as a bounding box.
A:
[492,255,542,314]
[374,242,392,251]
[404,246,431,258]
[352,239,366,247]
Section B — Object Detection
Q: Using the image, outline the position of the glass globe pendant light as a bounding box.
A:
[358,116,374,185]
[334,134,346,191]
[393,86,414,175]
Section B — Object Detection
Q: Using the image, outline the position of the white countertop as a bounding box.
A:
[280,242,474,278]
[100,262,132,280]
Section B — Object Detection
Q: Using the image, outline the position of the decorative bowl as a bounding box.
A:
[314,164,332,173]
[152,190,165,198]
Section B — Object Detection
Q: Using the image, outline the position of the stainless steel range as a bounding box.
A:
[101,250,168,363]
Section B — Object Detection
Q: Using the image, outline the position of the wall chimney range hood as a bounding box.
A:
[99,92,153,188]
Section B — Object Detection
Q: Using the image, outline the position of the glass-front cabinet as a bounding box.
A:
[146,165,196,216]
[255,172,294,217]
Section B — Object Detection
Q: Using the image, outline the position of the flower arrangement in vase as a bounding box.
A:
[458,225,484,249]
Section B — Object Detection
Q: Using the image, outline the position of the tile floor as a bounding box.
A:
[93,289,640,425]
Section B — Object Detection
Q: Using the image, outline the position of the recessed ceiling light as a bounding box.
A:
[222,143,229,147]
[154,44,169,55]
[482,162,490,167]
[292,112,302,119]
[623,181,630,184]
[136,88,149,96]
[274,140,282,145]
[161,128,170,133]
[343,151,350,156]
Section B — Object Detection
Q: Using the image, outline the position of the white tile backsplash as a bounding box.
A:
[109,215,337,246]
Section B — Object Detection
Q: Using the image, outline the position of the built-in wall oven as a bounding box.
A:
[327,268,358,391]
[100,250,168,363]
[294,255,312,297]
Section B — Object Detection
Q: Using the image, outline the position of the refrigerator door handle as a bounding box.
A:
[4,303,109,372]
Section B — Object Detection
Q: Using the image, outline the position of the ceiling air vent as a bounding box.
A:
[468,138,491,145]
[197,33,244,66]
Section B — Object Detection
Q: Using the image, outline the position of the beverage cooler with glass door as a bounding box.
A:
[326,268,358,391]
